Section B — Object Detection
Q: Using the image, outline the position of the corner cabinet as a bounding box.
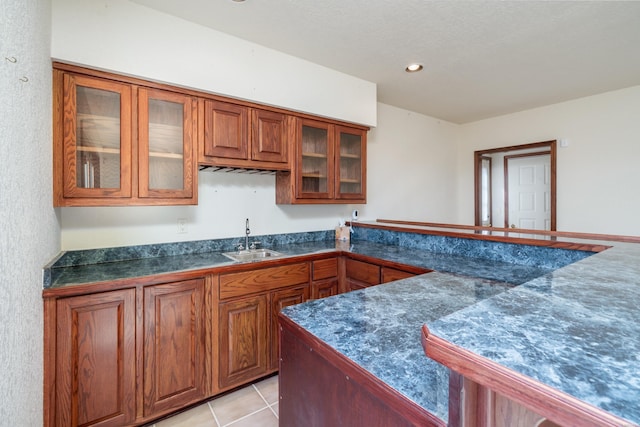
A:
[276,117,367,204]
[53,64,197,206]
[199,99,290,171]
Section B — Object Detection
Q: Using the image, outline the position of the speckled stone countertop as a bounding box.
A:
[281,272,515,420]
[281,227,640,425]
[426,241,640,425]
[45,226,578,288]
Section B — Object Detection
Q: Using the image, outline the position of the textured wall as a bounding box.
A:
[0,0,60,424]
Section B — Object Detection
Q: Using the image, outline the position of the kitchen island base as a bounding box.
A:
[279,314,445,427]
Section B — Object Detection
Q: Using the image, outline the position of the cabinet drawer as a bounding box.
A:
[312,258,338,281]
[345,259,380,286]
[220,263,310,300]
[381,267,416,284]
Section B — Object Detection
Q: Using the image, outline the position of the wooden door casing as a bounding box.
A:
[55,289,136,427]
[143,279,206,417]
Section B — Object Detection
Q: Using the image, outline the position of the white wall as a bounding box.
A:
[456,85,640,235]
[0,0,60,424]
[51,0,376,127]
[360,103,459,223]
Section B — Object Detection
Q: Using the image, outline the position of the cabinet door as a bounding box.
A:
[270,285,309,371]
[335,125,366,201]
[251,109,287,163]
[311,278,339,300]
[143,279,206,417]
[296,118,334,199]
[138,88,197,200]
[219,294,268,389]
[56,289,136,427]
[202,100,249,160]
[58,72,132,201]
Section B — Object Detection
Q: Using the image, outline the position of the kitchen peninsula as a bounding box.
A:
[43,221,638,426]
[278,222,640,427]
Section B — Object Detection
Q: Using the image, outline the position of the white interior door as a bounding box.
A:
[506,154,550,230]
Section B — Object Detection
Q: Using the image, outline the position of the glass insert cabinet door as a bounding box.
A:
[335,125,366,200]
[62,73,132,198]
[138,88,195,199]
[296,119,334,199]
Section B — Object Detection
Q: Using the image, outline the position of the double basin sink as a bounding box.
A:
[222,248,284,263]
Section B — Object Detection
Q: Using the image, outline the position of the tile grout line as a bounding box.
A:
[222,406,275,426]
[207,400,222,427]
[253,383,279,419]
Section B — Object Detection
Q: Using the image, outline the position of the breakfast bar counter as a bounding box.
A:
[279,224,640,427]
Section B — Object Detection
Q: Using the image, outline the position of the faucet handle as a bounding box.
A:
[249,241,261,250]
[236,243,245,252]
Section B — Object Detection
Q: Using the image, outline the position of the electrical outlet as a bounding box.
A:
[177,218,188,234]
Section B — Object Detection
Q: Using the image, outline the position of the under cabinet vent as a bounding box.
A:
[198,165,277,175]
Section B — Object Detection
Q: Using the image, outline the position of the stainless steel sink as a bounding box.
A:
[222,248,283,263]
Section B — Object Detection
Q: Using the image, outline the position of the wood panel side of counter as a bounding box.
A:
[279,314,445,427]
[421,325,633,427]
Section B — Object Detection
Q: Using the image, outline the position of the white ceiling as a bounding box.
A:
[132,0,640,124]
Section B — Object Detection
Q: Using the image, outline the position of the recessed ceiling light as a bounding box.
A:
[231,0,245,2]
[405,63,423,73]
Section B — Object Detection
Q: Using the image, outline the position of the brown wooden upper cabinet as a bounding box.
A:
[199,99,289,170]
[53,64,197,206]
[276,117,367,204]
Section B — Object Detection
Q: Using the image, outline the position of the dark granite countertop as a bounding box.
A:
[281,272,515,420]
[280,227,640,425]
[45,237,558,289]
[426,241,640,425]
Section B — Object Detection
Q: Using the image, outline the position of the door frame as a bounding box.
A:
[474,140,556,231]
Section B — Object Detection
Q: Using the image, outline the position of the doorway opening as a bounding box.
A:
[474,140,556,231]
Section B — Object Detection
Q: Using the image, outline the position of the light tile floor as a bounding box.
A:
[149,375,279,427]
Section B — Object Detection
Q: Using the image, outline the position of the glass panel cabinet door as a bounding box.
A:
[335,126,366,200]
[138,88,196,199]
[62,73,132,198]
[296,119,334,199]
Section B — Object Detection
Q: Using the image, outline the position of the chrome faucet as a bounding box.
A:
[245,218,250,251]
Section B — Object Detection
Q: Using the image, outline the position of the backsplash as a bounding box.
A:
[350,226,594,269]
[47,230,334,269]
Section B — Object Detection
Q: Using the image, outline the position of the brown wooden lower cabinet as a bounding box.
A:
[311,257,339,299]
[46,254,428,426]
[143,279,207,417]
[346,257,432,291]
[218,294,269,389]
[55,289,137,427]
[217,262,311,390]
